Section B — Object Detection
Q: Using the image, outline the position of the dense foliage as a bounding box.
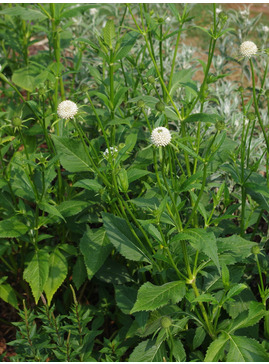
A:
[0,3,269,361]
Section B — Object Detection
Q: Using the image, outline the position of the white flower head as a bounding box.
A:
[240,9,249,17]
[57,100,78,119]
[216,7,222,15]
[239,41,258,58]
[262,25,269,33]
[103,146,118,159]
[151,127,171,147]
[90,8,97,15]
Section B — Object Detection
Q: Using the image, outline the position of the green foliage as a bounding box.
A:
[0,2,269,362]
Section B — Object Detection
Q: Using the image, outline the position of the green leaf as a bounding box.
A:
[174,229,220,273]
[39,201,66,222]
[72,255,87,290]
[0,217,29,238]
[226,284,248,300]
[184,112,223,124]
[127,168,151,183]
[103,19,115,48]
[51,136,91,172]
[0,6,46,20]
[44,249,68,306]
[114,31,138,61]
[130,281,186,313]
[228,301,265,333]
[204,333,229,362]
[217,235,256,264]
[115,285,137,314]
[172,338,186,362]
[0,281,18,309]
[23,249,50,304]
[193,326,206,350]
[73,179,103,192]
[177,141,204,162]
[57,200,89,218]
[102,212,150,262]
[80,227,112,280]
[170,68,194,98]
[129,339,162,362]
[227,335,269,362]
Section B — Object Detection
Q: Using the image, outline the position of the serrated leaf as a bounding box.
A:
[0,282,18,309]
[0,6,46,21]
[115,285,137,314]
[102,212,150,262]
[57,200,89,217]
[103,19,115,48]
[174,229,220,273]
[0,217,29,238]
[130,281,186,313]
[228,301,265,333]
[129,339,162,362]
[204,333,229,362]
[80,227,112,279]
[227,335,269,362]
[72,255,87,290]
[51,136,91,172]
[227,284,247,300]
[39,201,66,222]
[73,179,103,192]
[193,326,206,350]
[23,249,50,304]
[44,249,68,306]
[184,112,223,124]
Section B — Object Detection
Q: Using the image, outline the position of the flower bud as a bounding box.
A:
[215,120,225,131]
[161,316,172,329]
[12,117,23,128]
[247,112,256,121]
[155,101,165,112]
[238,86,244,93]
[147,75,155,84]
[251,245,260,255]
[137,100,145,108]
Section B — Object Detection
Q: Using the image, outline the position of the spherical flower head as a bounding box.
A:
[57,100,78,119]
[151,127,171,147]
[240,41,258,58]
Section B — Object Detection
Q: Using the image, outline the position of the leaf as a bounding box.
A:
[130,281,186,313]
[172,338,186,362]
[217,235,256,264]
[177,141,204,162]
[115,285,137,314]
[51,136,91,172]
[184,112,223,124]
[226,284,248,300]
[0,6,46,21]
[169,68,195,98]
[44,249,68,306]
[114,31,138,61]
[0,217,29,238]
[57,200,89,218]
[102,212,150,262]
[72,179,103,192]
[204,333,229,362]
[174,229,220,273]
[227,335,269,362]
[0,281,18,309]
[127,168,151,183]
[23,249,50,304]
[129,339,162,362]
[38,201,66,222]
[80,227,112,280]
[193,326,206,350]
[103,19,115,48]
[228,301,265,333]
[72,255,87,290]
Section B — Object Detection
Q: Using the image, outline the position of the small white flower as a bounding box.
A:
[262,25,269,33]
[57,100,78,119]
[239,41,258,58]
[103,146,118,159]
[240,9,249,17]
[90,8,97,15]
[151,127,171,147]
[216,7,222,15]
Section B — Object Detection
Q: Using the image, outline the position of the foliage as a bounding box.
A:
[0,3,268,362]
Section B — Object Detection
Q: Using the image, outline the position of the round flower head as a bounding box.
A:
[57,100,78,119]
[103,146,118,159]
[151,127,171,147]
[240,41,258,58]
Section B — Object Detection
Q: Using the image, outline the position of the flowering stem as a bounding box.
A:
[249,59,269,153]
